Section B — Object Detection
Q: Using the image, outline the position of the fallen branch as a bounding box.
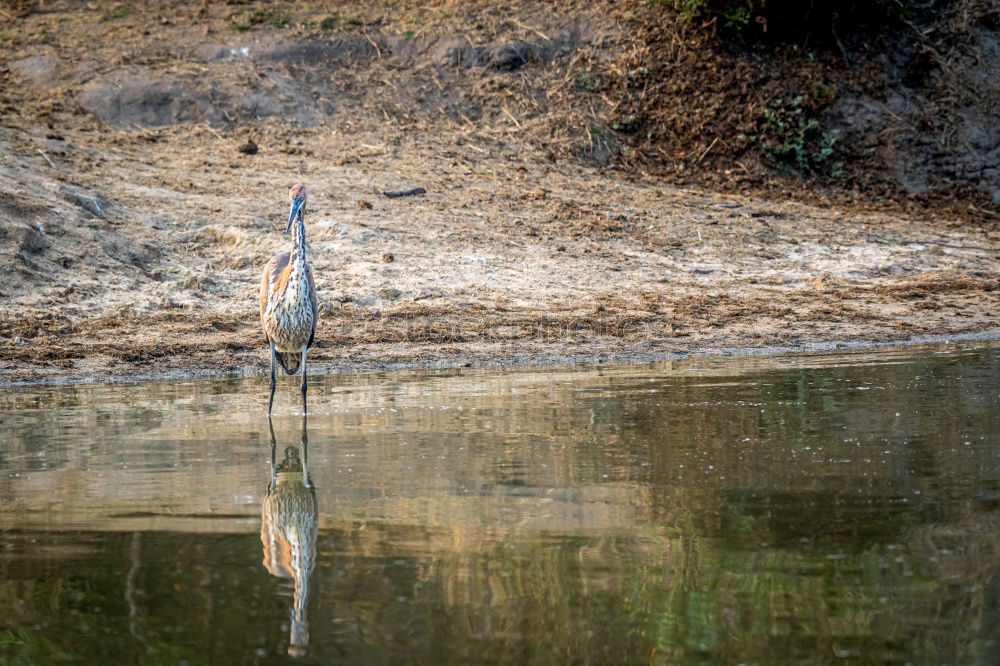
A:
[36,149,57,169]
[694,137,719,165]
[502,107,522,129]
[363,31,382,59]
[383,187,426,198]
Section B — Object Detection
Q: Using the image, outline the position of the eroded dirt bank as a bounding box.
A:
[1,2,999,384]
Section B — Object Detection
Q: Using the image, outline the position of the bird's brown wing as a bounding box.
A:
[306,264,318,348]
[260,252,291,342]
[258,263,271,335]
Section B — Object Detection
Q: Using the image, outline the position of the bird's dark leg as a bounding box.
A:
[300,346,308,416]
[268,341,277,415]
[268,414,277,487]
[300,412,309,487]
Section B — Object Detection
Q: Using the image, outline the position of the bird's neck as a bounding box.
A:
[291,214,307,264]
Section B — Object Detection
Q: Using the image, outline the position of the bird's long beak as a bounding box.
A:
[286,198,304,233]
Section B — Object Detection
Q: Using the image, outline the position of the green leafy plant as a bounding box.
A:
[655,1,754,36]
[316,14,364,30]
[740,95,843,176]
[232,7,293,31]
[611,115,639,133]
[722,4,751,32]
[574,67,604,91]
[657,0,707,21]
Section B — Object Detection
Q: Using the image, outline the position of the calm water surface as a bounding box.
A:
[1,344,998,665]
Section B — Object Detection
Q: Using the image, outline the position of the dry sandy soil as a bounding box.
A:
[1,1,999,384]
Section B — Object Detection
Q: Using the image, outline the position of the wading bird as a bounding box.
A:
[260,184,318,414]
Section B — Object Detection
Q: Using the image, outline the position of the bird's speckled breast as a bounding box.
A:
[265,262,315,352]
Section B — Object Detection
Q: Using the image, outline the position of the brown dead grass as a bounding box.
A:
[0,3,999,383]
[4,272,998,382]
[873,270,999,298]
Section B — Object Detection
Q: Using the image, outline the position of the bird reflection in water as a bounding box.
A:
[261,416,318,658]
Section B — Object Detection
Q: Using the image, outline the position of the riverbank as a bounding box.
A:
[2,3,998,385]
[3,119,999,384]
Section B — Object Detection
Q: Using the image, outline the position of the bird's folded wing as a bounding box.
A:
[306,265,318,347]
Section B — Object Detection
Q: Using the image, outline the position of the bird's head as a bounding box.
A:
[287,184,307,233]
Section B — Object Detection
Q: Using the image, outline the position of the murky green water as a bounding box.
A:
[1,345,998,665]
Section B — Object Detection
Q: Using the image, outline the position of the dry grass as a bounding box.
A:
[0,2,998,383]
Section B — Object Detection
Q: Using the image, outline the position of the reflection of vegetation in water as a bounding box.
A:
[0,532,293,664]
[0,348,997,663]
[0,627,75,663]
[0,508,996,664]
[611,524,919,663]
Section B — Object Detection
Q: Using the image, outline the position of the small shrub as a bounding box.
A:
[101,6,131,21]
[232,7,293,31]
[574,67,604,91]
[657,0,706,21]
[740,96,843,176]
[655,0,912,43]
[721,5,751,33]
[611,115,640,133]
[317,14,364,30]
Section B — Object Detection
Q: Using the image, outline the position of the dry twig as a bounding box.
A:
[36,149,57,169]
